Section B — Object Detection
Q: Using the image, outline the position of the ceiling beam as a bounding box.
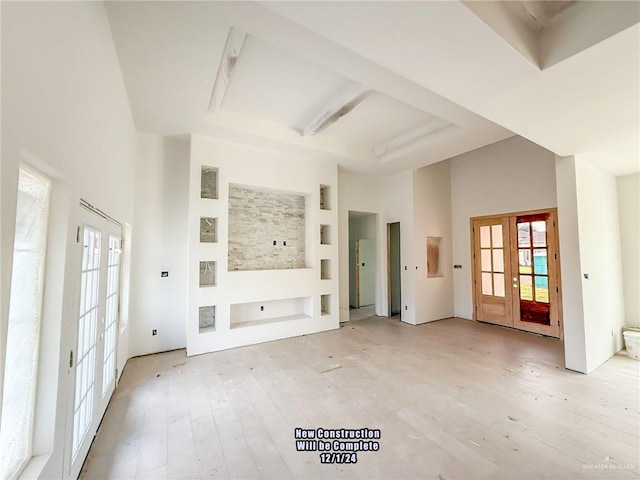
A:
[374,118,454,162]
[208,27,246,112]
[302,84,372,136]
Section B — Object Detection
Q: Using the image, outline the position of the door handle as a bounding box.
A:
[513,277,518,282]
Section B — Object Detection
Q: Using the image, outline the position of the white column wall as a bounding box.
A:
[617,174,640,328]
[555,155,588,373]
[575,159,626,372]
[129,134,190,357]
[338,170,415,323]
[413,161,454,324]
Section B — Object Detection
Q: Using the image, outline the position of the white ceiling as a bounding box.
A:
[105,1,639,175]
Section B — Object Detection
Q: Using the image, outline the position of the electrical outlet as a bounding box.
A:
[152,329,157,336]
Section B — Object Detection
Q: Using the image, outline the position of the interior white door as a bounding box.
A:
[357,238,376,306]
[65,208,122,479]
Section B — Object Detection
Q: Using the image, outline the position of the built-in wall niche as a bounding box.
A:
[320,225,331,245]
[199,306,216,333]
[427,236,443,278]
[199,261,216,287]
[230,297,312,329]
[320,184,331,210]
[200,166,218,199]
[321,294,331,316]
[321,259,331,280]
[228,184,306,271]
[200,217,218,243]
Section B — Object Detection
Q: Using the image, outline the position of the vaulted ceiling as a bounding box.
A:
[105,1,639,175]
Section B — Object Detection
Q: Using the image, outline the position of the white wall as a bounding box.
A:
[1,2,137,477]
[617,174,640,328]
[338,170,415,323]
[555,156,588,373]
[575,159,626,372]
[187,134,339,355]
[338,172,381,321]
[129,134,189,357]
[450,136,557,319]
[413,161,454,323]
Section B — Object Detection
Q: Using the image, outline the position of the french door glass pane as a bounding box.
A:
[491,224,503,248]
[534,249,548,274]
[72,227,101,459]
[535,276,550,303]
[480,226,491,248]
[102,235,121,396]
[520,275,533,301]
[519,249,532,273]
[532,221,547,247]
[492,249,504,273]
[481,249,492,271]
[481,272,493,295]
[517,223,530,247]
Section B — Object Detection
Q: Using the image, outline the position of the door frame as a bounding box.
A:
[63,205,123,479]
[470,208,564,340]
[386,222,401,317]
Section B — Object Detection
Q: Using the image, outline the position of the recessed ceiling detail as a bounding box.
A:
[464,0,640,69]
[210,33,456,164]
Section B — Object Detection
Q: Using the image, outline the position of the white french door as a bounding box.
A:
[65,208,122,479]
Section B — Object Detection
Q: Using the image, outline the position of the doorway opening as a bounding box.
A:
[471,208,563,339]
[387,222,401,317]
[349,211,377,321]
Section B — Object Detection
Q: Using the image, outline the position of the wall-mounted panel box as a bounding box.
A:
[200,217,218,243]
[201,166,218,199]
[230,297,312,329]
[320,225,331,245]
[199,261,216,287]
[199,306,216,333]
[321,259,331,280]
[320,184,331,210]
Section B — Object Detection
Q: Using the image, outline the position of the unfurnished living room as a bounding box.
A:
[1,1,639,479]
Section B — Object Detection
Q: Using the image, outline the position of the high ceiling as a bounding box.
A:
[105,1,639,175]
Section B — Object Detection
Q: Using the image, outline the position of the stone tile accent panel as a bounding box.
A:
[228,185,306,271]
[199,305,216,331]
[199,261,216,286]
[200,217,217,243]
[201,166,218,199]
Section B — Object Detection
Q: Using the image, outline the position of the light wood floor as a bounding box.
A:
[81,317,640,480]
